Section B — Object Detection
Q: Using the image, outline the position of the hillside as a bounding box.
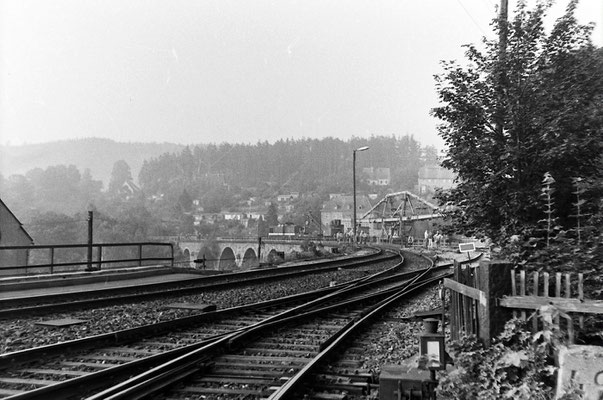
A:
[0,138,184,185]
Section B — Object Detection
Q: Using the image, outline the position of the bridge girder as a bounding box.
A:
[359,191,442,236]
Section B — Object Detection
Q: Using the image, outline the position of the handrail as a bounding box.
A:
[0,242,174,274]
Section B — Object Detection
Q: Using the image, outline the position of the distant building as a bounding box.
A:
[246,211,264,220]
[119,179,141,200]
[363,167,391,186]
[417,165,456,195]
[193,213,223,225]
[0,198,34,275]
[223,212,246,221]
[321,195,372,236]
[277,192,299,202]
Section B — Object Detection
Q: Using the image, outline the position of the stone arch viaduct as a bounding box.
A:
[177,237,334,270]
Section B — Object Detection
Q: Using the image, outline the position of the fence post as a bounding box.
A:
[137,244,143,267]
[477,260,514,345]
[96,245,102,270]
[49,247,55,275]
[87,211,93,271]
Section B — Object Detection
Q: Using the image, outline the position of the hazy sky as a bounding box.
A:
[1,0,601,150]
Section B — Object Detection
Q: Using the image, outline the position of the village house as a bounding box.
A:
[363,167,391,186]
[320,195,372,237]
[417,165,456,195]
[276,192,299,202]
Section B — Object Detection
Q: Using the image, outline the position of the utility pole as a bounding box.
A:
[352,146,369,246]
[87,211,94,271]
[499,0,508,50]
[495,0,509,138]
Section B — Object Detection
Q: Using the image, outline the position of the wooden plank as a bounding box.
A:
[579,273,584,329]
[455,272,463,337]
[565,273,573,342]
[499,296,603,314]
[61,362,114,369]
[472,298,478,336]
[543,272,549,297]
[0,377,54,386]
[21,368,88,377]
[511,270,517,319]
[532,272,539,332]
[464,266,472,335]
[520,270,526,321]
[449,286,457,340]
[176,387,273,396]
[219,355,311,363]
[452,261,460,339]
[443,278,485,303]
[35,318,87,328]
[555,273,562,326]
[166,303,217,312]
[477,260,513,345]
[212,361,299,370]
[0,389,23,396]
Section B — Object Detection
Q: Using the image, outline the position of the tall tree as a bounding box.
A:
[108,160,133,194]
[265,202,279,227]
[431,1,603,242]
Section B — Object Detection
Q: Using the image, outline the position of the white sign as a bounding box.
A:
[458,242,475,253]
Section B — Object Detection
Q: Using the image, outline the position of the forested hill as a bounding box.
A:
[0,138,184,184]
[139,136,437,200]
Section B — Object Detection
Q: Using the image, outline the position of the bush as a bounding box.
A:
[437,307,579,400]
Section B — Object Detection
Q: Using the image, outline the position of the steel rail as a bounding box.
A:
[0,254,405,399]
[267,252,483,399]
[268,266,441,398]
[90,252,481,400]
[0,252,478,399]
[86,255,439,400]
[0,257,401,370]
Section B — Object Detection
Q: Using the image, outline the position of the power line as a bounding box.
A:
[455,0,488,37]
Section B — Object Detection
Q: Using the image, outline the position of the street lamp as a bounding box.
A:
[353,146,369,245]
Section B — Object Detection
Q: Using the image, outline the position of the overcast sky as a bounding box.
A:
[1,0,601,150]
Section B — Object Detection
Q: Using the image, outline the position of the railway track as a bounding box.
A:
[0,249,395,318]
[89,259,447,400]
[0,251,480,399]
[0,252,410,399]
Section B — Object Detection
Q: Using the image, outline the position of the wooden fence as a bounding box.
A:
[443,260,513,345]
[444,260,603,345]
[500,270,603,343]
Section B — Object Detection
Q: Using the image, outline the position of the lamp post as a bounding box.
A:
[353,146,369,246]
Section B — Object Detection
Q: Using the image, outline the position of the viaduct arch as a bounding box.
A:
[177,238,334,271]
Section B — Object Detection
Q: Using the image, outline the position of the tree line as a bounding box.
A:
[138,135,436,207]
[0,135,438,246]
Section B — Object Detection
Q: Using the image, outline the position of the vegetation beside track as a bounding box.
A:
[431,2,602,398]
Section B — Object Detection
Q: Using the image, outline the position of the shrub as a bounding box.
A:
[437,307,576,400]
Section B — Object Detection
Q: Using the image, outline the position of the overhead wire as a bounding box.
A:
[455,0,489,37]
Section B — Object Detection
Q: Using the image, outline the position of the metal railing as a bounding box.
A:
[0,242,174,275]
